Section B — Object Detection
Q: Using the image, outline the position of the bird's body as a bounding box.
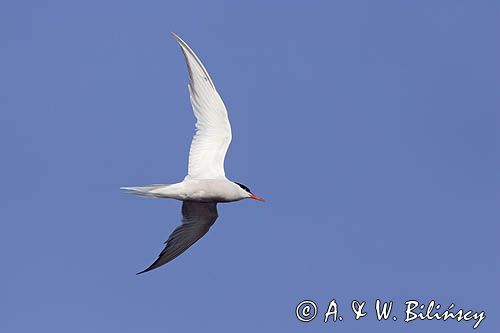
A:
[123,178,249,203]
[121,33,263,274]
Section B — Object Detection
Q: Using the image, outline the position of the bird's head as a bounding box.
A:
[234,182,265,202]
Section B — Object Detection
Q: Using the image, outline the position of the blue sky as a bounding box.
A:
[0,1,498,332]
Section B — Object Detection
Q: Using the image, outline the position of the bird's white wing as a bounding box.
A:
[172,33,232,180]
[137,201,218,274]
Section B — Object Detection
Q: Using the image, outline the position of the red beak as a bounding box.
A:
[250,194,265,202]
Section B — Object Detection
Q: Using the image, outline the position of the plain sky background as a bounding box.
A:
[0,1,498,332]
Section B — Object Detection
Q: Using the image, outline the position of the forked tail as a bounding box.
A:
[120,184,171,198]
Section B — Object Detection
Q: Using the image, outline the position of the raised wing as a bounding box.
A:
[137,201,218,274]
[172,33,232,180]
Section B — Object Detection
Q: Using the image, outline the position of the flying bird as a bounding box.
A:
[121,33,264,274]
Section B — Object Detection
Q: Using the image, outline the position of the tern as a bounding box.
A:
[121,33,264,274]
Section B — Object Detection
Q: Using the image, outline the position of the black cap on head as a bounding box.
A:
[235,182,252,194]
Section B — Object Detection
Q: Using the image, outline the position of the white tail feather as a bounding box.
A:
[120,184,171,198]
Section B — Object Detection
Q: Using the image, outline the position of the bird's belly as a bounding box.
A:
[181,180,239,202]
[183,190,234,202]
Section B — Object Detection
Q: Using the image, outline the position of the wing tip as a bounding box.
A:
[136,264,156,275]
[171,31,181,42]
[136,255,169,275]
